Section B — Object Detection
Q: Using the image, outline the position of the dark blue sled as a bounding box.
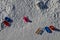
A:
[45,26,52,33]
[39,30,44,35]
[5,17,13,23]
[37,1,48,10]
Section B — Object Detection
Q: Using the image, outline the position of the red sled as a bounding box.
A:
[3,21,10,27]
[23,16,29,22]
[23,16,32,23]
[49,25,55,31]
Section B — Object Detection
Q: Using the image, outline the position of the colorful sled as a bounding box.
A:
[45,26,52,33]
[35,27,44,35]
[49,25,55,31]
[5,17,13,23]
[3,21,10,27]
[23,16,32,23]
[37,1,48,10]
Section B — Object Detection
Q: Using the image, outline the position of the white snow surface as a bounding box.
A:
[0,0,60,40]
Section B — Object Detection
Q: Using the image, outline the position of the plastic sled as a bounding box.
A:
[5,17,13,23]
[23,16,32,23]
[35,27,44,35]
[49,25,60,32]
[3,21,11,27]
[49,25,55,31]
[37,1,48,10]
[45,26,52,33]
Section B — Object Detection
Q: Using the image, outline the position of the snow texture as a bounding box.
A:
[0,0,60,40]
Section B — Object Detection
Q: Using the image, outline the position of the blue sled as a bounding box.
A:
[37,1,48,10]
[39,30,44,35]
[45,26,52,33]
[5,17,13,23]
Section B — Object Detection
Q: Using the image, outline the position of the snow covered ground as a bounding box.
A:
[0,0,60,40]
